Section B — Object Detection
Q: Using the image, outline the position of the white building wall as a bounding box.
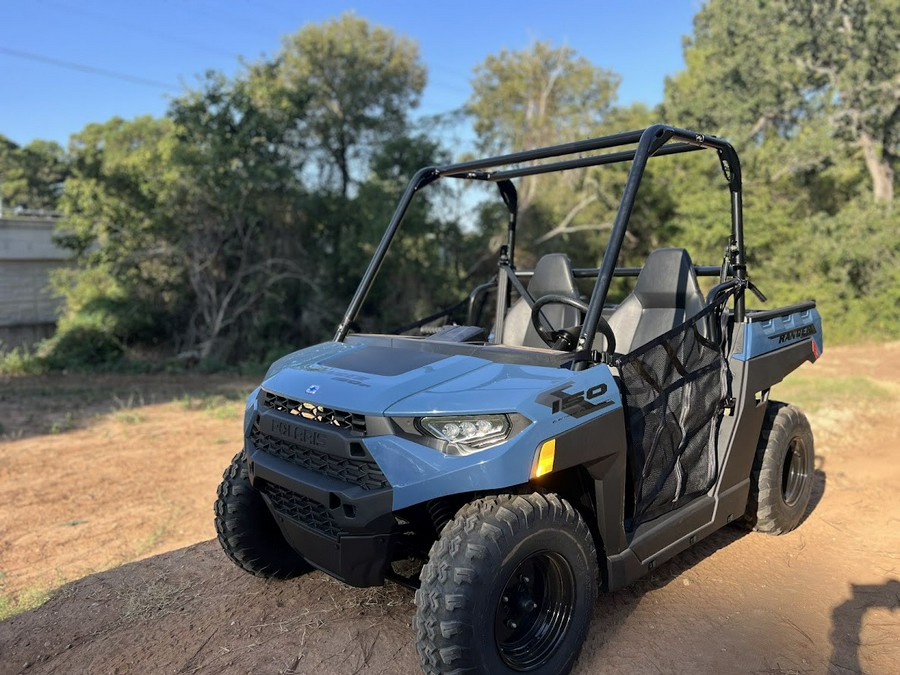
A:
[0,217,71,348]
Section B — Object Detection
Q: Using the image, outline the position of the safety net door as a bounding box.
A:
[616,299,730,528]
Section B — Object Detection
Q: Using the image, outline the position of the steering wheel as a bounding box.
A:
[529,294,617,354]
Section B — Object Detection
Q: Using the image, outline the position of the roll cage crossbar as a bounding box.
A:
[334,124,747,363]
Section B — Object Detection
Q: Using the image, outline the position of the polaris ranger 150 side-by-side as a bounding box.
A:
[215,125,822,674]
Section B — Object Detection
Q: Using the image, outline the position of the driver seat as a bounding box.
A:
[501,253,581,348]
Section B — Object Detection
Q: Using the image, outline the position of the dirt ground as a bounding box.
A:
[1,344,899,674]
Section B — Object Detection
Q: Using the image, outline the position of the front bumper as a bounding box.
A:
[245,399,396,587]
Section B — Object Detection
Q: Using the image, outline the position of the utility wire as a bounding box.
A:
[0,47,180,91]
[39,0,239,60]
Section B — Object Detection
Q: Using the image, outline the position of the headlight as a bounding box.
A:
[416,414,510,455]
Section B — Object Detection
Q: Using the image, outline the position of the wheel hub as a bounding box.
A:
[494,551,576,671]
[781,436,810,507]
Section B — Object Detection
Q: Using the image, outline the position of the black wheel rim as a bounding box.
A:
[781,436,809,507]
[494,550,576,671]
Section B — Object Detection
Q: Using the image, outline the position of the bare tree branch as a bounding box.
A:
[533,193,599,245]
[535,221,614,246]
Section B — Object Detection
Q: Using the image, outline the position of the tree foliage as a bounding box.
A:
[56,115,180,355]
[0,135,68,212]
[664,0,898,203]
[167,73,313,358]
[468,42,623,267]
[42,17,465,367]
[469,41,619,157]
[659,0,897,338]
[9,6,899,370]
[268,13,427,196]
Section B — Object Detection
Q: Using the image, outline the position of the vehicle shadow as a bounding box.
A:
[798,454,828,528]
[828,578,900,673]
[579,524,748,672]
[583,461,828,666]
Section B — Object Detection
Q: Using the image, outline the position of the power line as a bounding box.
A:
[39,0,239,60]
[174,1,282,43]
[0,47,180,91]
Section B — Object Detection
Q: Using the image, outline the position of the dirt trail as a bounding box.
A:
[1,346,899,674]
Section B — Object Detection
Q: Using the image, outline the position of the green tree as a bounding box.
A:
[0,135,68,212]
[797,0,899,203]
[244,13,431,318]
[469,41,619,157]
[47,116,180,366]
[45,16,459,366]
[660,0,899,342]
[270,13,427,197]
[355,133,476,332]
[467,42,625,273]
[168,73,316,359]
[664,0,898,204]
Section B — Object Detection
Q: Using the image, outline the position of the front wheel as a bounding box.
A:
[415,493,598,674]
[214,452,311,579]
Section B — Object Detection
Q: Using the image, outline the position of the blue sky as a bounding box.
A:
[0,1,699,148]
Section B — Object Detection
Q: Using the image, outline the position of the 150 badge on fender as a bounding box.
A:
[537,382,614,418]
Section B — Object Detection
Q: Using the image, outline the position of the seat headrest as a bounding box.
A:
[633,248,702,309]
[527,253,578,298]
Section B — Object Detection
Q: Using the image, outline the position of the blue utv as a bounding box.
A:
[215,125,823,675]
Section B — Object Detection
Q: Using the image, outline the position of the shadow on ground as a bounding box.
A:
[0,373,256,440]
[829,578,900,674]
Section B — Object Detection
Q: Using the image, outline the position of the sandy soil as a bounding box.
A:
[1,345,898,674]
[0,374,255,597]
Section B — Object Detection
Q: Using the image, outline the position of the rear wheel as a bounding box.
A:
[415,493,598,674]
[741,403,815,535]
[214,452,311,579]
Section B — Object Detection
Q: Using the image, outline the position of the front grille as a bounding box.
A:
[249,424,389,490]
[261,391,367,435]
[259,481,340,539]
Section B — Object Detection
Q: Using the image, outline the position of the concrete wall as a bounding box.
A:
[0,217,71,350]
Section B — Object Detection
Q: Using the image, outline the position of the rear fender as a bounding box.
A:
[733,302,822,368]
[732,303,822,393]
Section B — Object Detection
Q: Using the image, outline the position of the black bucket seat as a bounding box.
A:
[502,253,581,348]
[599,248,706,354]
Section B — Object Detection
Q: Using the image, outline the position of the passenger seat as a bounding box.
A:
[598,248,706,354]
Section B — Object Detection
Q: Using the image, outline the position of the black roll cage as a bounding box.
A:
[334,124,747,365]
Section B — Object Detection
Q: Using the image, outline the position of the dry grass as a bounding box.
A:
[117,573,195,623]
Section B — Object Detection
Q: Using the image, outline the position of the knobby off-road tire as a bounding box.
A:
[214,452,311,579]
[415,493,598,675]
[741,402,815,535]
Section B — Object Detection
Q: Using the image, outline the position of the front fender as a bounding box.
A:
[368,364,624,510]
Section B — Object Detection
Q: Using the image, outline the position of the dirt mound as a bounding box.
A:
[0,541,418,675]
[2,346,899,674]
[3,458,898,675]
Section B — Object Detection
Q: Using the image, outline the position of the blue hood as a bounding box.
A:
[261,341,494,415]
[262,340,603,420]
